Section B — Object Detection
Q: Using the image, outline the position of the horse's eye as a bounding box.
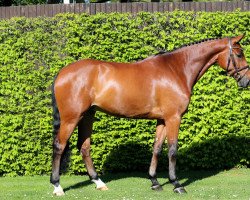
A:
[236,53,243,58]
[233,47,244,58]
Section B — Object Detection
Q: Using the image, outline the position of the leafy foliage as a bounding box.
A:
[0,11,249,176]
[0,0,46,6]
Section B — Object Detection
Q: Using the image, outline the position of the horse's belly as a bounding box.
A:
[92,90,165,119]
[93,98,151,118]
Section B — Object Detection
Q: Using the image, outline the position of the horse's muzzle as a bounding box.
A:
[238,76,250,88]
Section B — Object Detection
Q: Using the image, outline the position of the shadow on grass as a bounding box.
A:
[63,170,220,193]
[64,134,249,193]
[64,179,92,192]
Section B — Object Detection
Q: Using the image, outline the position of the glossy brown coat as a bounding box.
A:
[50,35,250,196]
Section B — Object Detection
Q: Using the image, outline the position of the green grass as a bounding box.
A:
[0,169,249,200]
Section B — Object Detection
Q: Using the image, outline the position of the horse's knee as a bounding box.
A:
[168,143,177,159]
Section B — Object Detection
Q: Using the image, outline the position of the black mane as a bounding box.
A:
[155,37,222,56]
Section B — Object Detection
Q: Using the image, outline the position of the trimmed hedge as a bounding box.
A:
[0,11,249,176]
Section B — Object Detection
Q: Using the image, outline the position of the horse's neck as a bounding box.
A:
[178,41,226,91]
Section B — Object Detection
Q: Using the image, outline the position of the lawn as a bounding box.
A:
[0,169,249,200]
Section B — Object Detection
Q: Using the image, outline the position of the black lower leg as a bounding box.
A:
[168,143,186,194]
[88,171,98,181]
[149,175,163,191]
[169,178,186,193]
[50,174,60,187]
[50,138,63,187]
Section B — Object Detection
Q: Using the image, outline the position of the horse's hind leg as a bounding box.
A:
[51,116,80,196]
[77,110,108,190]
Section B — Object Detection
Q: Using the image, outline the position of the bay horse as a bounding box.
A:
[50,35,250,196]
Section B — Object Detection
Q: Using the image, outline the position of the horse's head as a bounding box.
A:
[217,35,250,88]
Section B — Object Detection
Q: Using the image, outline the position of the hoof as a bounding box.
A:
[53,191,65,196]
[173,187,187,194]
[151,184,163,191]
[97,185,109,191]
[92,178,108,191]
[53,185,65,196]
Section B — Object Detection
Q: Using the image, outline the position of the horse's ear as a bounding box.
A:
[232,34,245,44]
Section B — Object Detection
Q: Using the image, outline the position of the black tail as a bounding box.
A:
[52,78,60,136]
[52,77,70,173]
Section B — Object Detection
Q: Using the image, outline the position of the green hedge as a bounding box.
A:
[0,11,249,176]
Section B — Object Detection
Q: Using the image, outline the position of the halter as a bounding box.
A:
[226,38,249,82]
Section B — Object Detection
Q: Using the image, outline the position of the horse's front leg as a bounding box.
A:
[166,115,187,194]
[149,120,166,191]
